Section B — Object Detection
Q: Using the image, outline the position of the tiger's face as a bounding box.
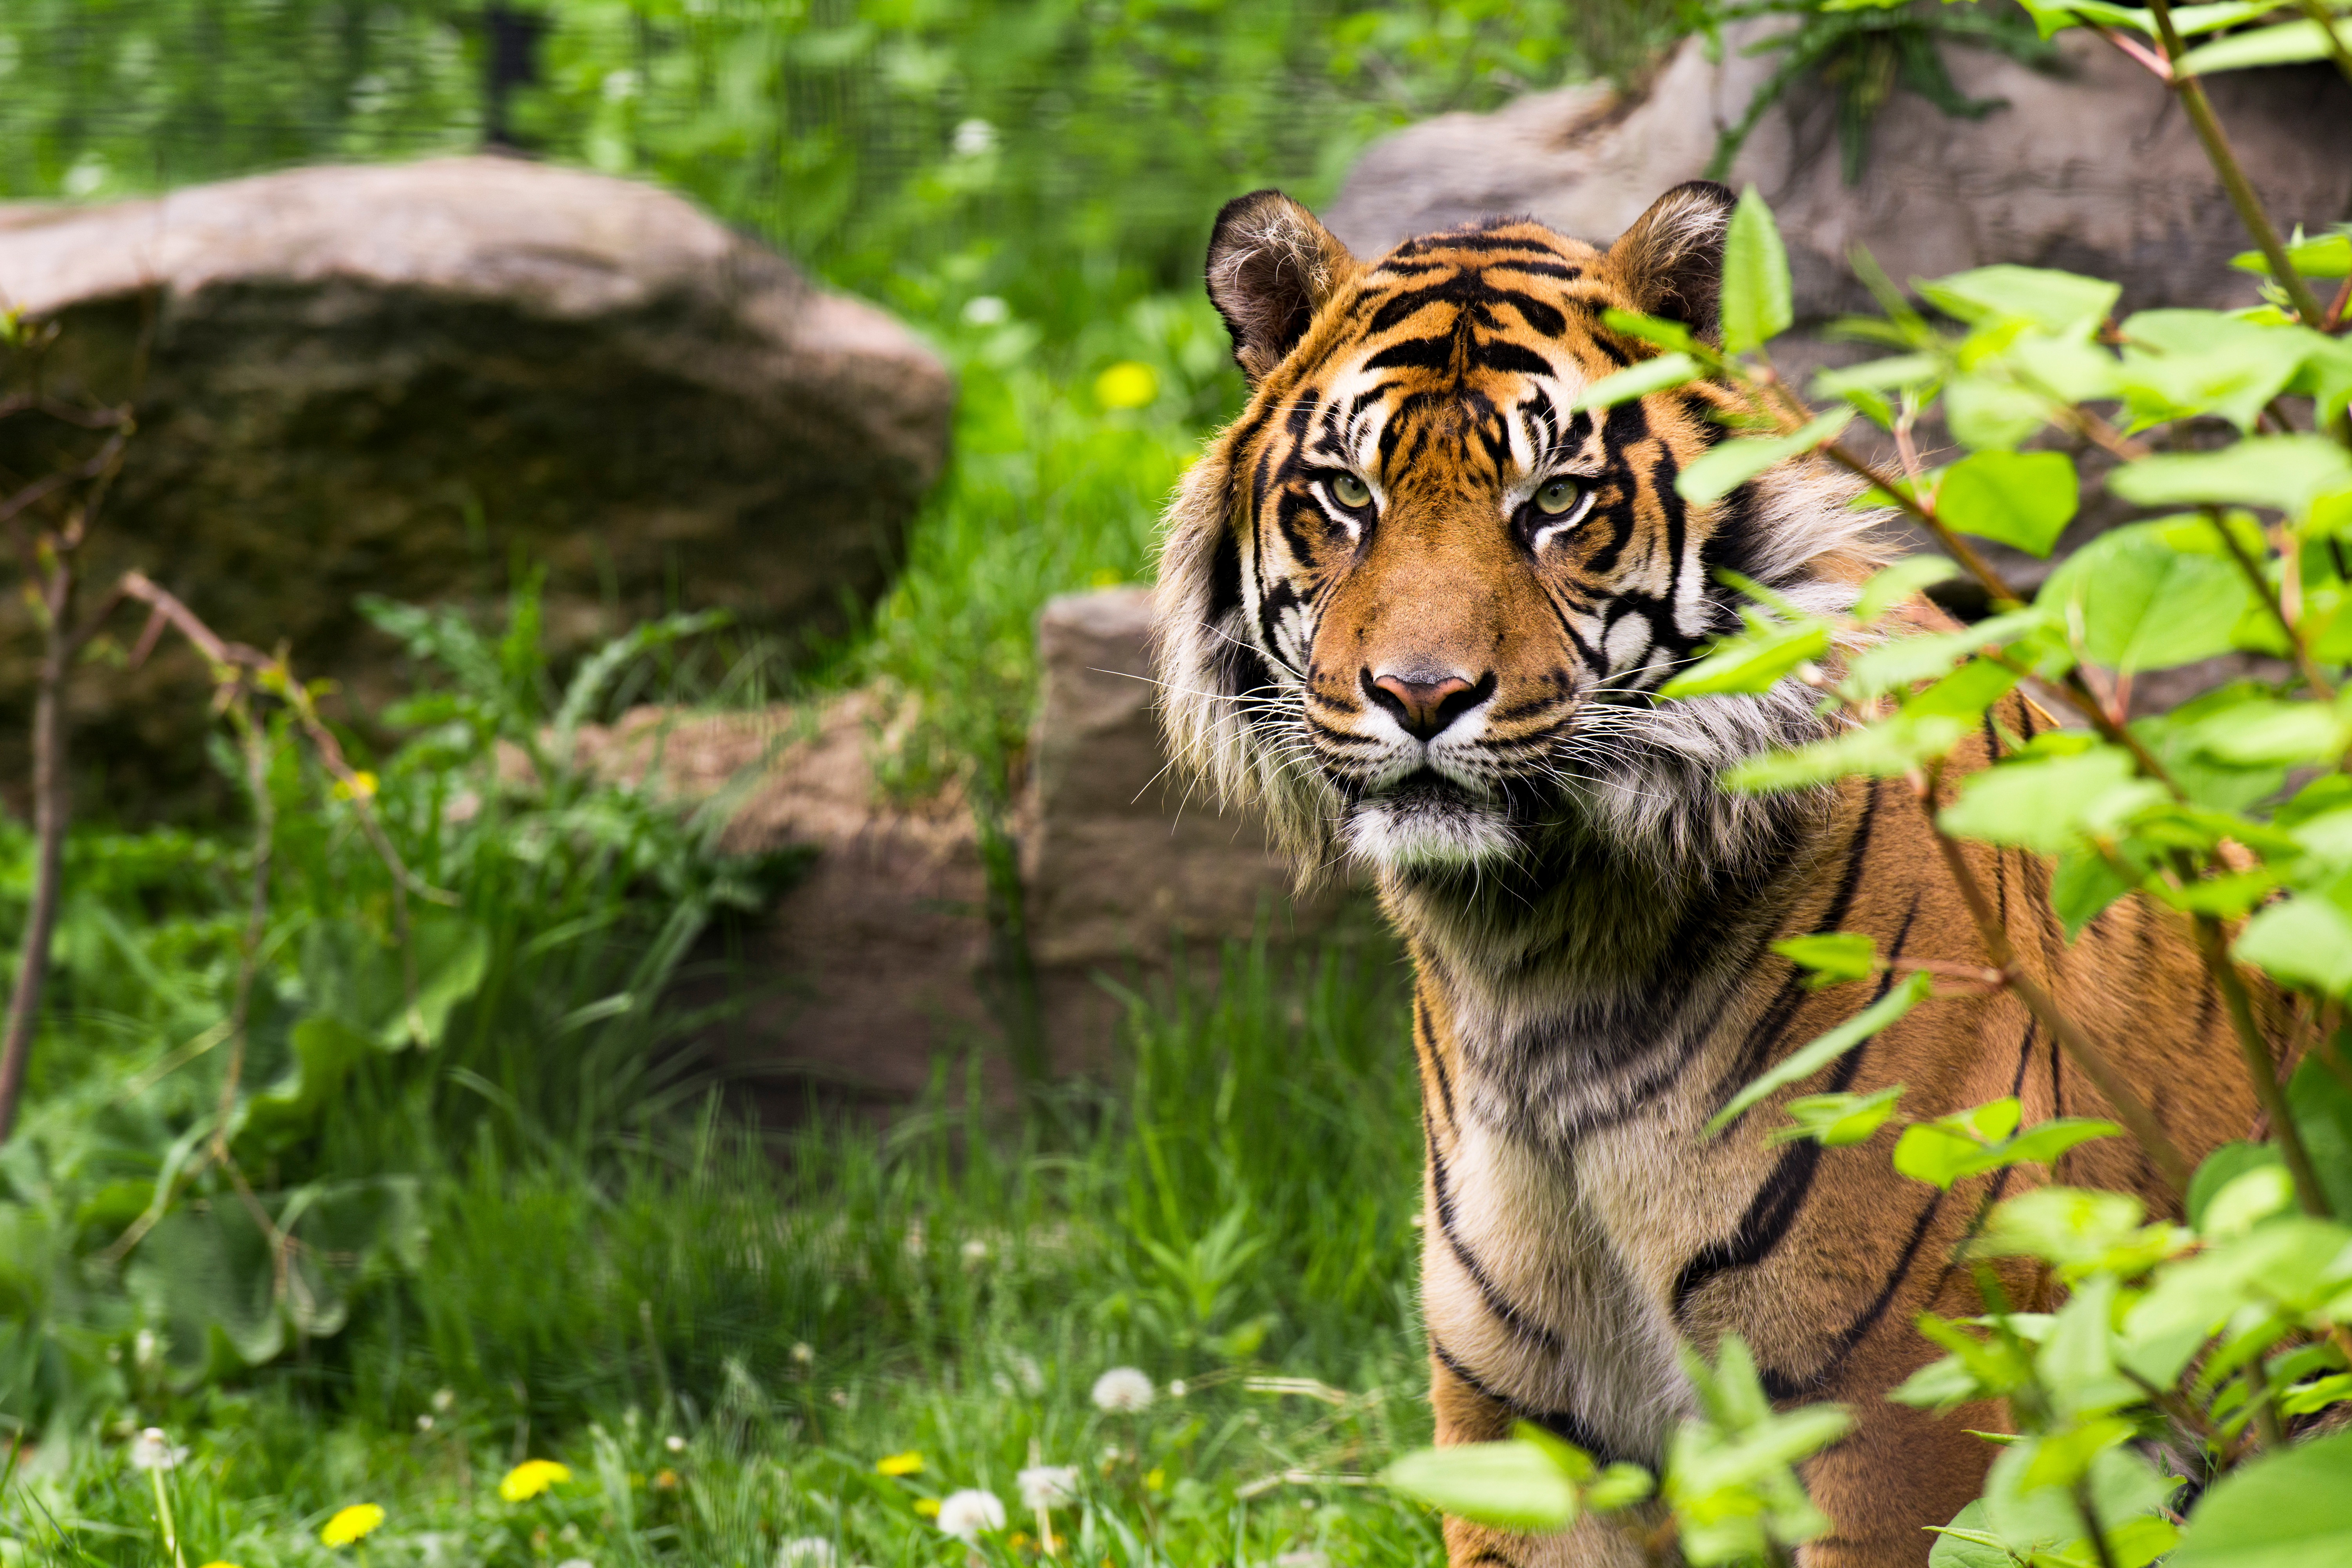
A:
[1155,184,1872,881]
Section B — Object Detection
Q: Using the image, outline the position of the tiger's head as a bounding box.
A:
[1153,182,1882,889]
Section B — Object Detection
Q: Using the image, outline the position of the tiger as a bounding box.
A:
[1148,180,2263,1567]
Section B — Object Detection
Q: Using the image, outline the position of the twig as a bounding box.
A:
[2290,0,2352,89]
[212,707,277,1157]
[0,519,77,1143]
[2212,508,2334,700]
[1914,765,2191,1195]
[2190,915,2332,1218]
[2145,0,2329,326]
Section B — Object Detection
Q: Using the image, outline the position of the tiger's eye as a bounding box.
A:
[1330,473,1372,510]
[1535,477,1582,516]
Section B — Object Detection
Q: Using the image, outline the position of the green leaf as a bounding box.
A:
[2183,699,2352,768]
[2051,844,2135,937]
[1661,616,1831,698]
[2235,896,2352,997]
[1676,410,1856,506]
[1583,1462,1654,1511]
[2116,311,2319,433]
[2233,232,2352,281]
[1706,971,1932,1135]
[2107,436,2352,520]
[1935,450,2078,557]
[1511,1421,1595,1483]
[2178,16,2352,73]
[2287,1054,2352,1221]
[1920,265,2120,341]
[1574,352,1703,412]
[1770,1085,1906,1147]
[2188,1142,2288,1233]
[1771,931,1877,987]
[2168,1430,2352,1568]
[1856,555,1960,623]
[1944,371,2062,453]
[1928,1501,2026,1568]
[1601,307,1700,354]
[2038,519,2256,671]
[1726,712,1969,793]
[1843,610,2047,703]
[1383,1441,1579,1532]
[2199,1163,2297,1241]
[1720,186,1793,356]
[1939,748,2166,855]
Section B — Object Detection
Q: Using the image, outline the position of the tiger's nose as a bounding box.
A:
[1363,668,1491,741]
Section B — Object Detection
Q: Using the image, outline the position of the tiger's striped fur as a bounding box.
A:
[1150,183,2259,1566]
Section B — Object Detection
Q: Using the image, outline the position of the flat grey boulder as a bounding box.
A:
[0,156,952,804]
[1327,22,2351,319]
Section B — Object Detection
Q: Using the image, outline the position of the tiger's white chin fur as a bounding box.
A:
[1343,788,1519,871]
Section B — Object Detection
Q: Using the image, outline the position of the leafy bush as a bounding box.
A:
[1386,3,2352,1560]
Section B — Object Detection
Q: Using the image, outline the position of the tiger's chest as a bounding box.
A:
[1419,1001,1779,1464]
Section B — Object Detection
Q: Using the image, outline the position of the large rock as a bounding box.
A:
[0,156,953,809]
[578,589,1360,1110]
[1327,22,2352,321]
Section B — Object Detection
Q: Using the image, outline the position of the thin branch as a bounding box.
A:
[1914,765,2191,1196]
[2145,0,2329,325]
[0,531,76,1143]
[2191,915,2332,1218]
[2290,0,2352,90]
[212,707,276,1159]
[2212,508,2335,700]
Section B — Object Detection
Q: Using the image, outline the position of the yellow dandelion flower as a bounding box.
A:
[1143,1468,1165,1494]
[652,1468,679,1490]
[198,1561,245,1568]
[1093,361,1158,411]
[320,1503,385,1548]
[499,1459,572,1502]
[330,770,379,802]
[914,1498,942,1518]
[875,1450,924,1477]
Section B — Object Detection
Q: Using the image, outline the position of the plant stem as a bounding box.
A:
[214,708,277,1156]
[2190,915,2332,1217]
[2212,510,2335,700]
[2146,0,2328,325]
[2291,0,2352,90]
[148,1467,186,1568]
[2071,1481,2122,1568]
[0,539,76,1145]
[1915,769,2191,1195]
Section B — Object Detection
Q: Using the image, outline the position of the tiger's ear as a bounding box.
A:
[1606,181,1739,342]
[1205,190,1359,385]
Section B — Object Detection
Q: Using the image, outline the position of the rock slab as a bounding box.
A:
[0,156,953,805]
[1327,22,2352,320]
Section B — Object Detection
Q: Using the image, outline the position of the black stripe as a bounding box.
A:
[1708,778,1886,1113]
[1673,897,1922,1319]
[1428,1119,1567,1356]
[1427,1337,1626,1465]
[1418,996,1458,1129]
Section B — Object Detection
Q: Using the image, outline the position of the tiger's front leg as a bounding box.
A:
[1430,1352,1657,1568]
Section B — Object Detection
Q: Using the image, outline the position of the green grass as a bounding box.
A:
[3,934,1438,1568]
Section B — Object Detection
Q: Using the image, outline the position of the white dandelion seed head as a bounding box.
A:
[133,1328,159,1368]
[127,1428,185,1472]
[1166,1379,1187,1399]
[961,296,1010,328]
[778,1537,836,1568]
[431,1387,456,1413]
[790,1342,815,1366]
[1017,1465,1079,1510]
[934,1489,1006,1543]
[416,1414,435,1432]
[960,1238,989,1264]
[951,118,997,157]
[1090,1367,1153,1413]
[665,1434,687,1453]
[557,1559,595,1568]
